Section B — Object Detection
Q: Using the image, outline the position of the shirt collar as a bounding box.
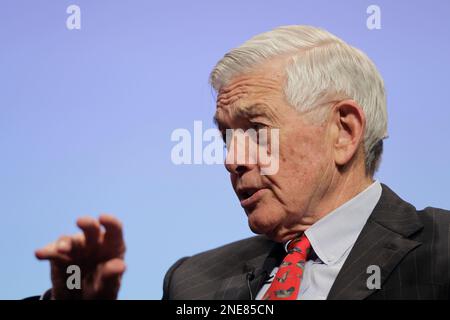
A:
[295,181,382,265]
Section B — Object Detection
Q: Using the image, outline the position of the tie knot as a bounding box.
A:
[287,233,311,257]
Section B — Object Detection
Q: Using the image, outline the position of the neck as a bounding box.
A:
[308,166,374,225]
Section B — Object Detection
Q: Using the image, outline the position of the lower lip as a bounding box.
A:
[240,189,267,208]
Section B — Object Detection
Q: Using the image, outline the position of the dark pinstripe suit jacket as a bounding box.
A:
[162,184,450,300]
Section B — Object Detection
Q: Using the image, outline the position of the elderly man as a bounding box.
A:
[35,25,450,300]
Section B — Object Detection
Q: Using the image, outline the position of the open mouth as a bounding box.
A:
[238,187,266,208]
[240,189,259,200]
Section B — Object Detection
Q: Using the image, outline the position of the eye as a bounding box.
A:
[250,123,268,144]
[252,122,272,134]
[252,123,274,150]
[252,123,266,131]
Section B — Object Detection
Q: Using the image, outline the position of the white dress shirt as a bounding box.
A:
[256,181,382,300]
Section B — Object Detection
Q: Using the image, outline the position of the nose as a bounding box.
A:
[224,130,258,175]
[225,160,253,175]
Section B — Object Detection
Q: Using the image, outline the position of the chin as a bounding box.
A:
[246,207,284,241]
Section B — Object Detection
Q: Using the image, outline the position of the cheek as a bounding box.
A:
[276,128,330,194]
[280,133,317,176]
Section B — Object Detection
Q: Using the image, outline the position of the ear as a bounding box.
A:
[330,100,366,167]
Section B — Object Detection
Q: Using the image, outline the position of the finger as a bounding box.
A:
[99,214,125,253]
[77,216,101,248]
[97,258,126,299]
[102,258,126,278]
[35,235,71,257]
[35,242,59,260]
[68,232,86,260]
[35,236,72,262]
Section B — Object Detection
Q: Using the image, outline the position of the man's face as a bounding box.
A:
[214,63,335,243]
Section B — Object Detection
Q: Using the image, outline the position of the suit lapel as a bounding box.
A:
[246,242,285,299]
[327,184,423,300]
[213,239,282,299]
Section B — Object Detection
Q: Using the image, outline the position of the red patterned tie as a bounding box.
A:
[262,233,311,300]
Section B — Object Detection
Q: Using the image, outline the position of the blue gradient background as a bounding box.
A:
[1,0,449,299]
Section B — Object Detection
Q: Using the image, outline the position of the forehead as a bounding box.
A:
[214,71,285,126]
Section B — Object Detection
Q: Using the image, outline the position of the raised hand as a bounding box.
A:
[35,214,126,299]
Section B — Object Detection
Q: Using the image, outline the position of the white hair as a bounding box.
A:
[209,25,387,175]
